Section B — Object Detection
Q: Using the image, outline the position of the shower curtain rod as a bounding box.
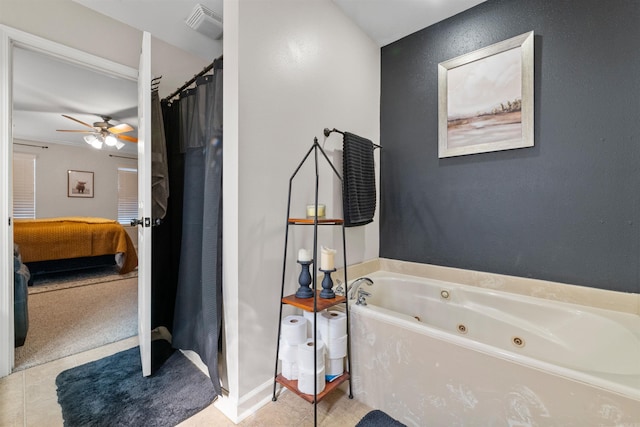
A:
[163,55,223,103]
[151,75,162,93]
[323,127,381,149]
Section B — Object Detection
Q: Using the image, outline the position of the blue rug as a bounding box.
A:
[56,342,216,426]
[356,409,406,427]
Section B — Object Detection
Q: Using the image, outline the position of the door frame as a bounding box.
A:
[0,25,139,377]
[137,31,152,376]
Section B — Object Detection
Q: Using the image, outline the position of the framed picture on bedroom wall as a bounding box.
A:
[438,31,534,158]
[68,170,94,198]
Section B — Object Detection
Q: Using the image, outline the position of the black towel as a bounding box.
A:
[356,410,407,427]
[343,132,376,227]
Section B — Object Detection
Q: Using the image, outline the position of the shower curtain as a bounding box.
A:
[151,89,178,334]
[163,59,223,396]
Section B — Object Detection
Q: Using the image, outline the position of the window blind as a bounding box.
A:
[13,152,36,219]
[117,167,138,225]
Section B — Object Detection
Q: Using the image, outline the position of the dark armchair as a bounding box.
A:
[14,244,29,347]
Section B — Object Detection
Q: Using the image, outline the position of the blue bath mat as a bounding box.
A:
[356,409,406,427]
[56,342,216,426]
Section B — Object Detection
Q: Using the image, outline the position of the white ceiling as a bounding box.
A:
[71,0,486,52]
[12,0,486,153]
[72,0,224,61]
[333,0,487,47]
[13,47,138,153]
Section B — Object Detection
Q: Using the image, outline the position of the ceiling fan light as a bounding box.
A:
[90,138,103,149]
[115,140,125,150]
[104,134,117,146]
[84,134,97,145]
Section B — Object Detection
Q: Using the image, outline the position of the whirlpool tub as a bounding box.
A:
[347,268,640,426]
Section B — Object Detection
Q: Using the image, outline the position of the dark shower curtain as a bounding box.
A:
[160,59,223,396]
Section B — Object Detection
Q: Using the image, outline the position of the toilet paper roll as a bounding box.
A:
[303,310,325,339]
[281,315,307,345]
[325,334,348,359]
[278,339,298,362]
[281,360,298,380]
[318,310,347,342]
[298,366,326,395]
[325,356,344,377]
[297,338,325,372]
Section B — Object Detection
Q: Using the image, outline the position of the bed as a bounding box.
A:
[13,217,138,278]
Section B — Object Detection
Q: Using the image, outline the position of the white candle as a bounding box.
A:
[320,246,336,270]
[298,248,312,262]
[306,204,326,218]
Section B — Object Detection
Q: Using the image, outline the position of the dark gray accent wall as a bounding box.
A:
[380,0,640,293]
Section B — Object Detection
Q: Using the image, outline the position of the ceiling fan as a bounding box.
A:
[57,114,137,149]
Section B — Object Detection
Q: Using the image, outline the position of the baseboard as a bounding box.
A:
[213,378,278,424]
[179,349,277,424]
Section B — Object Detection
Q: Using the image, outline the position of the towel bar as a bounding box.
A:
[323,128,381,149]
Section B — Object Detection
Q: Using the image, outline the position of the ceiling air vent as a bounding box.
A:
[185,3,223,40]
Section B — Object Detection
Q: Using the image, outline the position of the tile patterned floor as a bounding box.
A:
[0,337,372,427]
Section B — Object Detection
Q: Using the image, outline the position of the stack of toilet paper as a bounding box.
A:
[279,315,307,381]
[320,311,347,379]
[280,310,347,393]
[303,310,347,380]
[297,338,326,394]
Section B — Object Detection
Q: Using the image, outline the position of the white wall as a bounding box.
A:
[14,140,137,219]
[223,0,380,419]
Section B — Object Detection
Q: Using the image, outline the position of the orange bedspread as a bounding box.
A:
[13,217,138,274]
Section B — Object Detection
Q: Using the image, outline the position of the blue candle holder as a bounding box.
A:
[319,268,337,299]
[295,260,314,299]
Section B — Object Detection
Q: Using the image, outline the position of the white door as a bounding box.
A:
[137,31,152,377]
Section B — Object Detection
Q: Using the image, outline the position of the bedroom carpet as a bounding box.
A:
[14,277,137,371]
[56,341,217,427]
[28,265,138,294]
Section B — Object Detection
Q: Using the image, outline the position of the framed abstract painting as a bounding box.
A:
[438,31,534,158]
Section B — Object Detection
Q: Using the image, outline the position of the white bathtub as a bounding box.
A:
[348,270,640,426]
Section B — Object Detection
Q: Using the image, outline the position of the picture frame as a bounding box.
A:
[438,31,534,158]
[68,170,94,198]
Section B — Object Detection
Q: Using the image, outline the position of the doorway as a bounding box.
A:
[0,25,141,377]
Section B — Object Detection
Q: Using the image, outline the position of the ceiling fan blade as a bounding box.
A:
[108,123,134,134]
[56,129,96,133]
[61,114,96,129]
[118,134,138,143]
